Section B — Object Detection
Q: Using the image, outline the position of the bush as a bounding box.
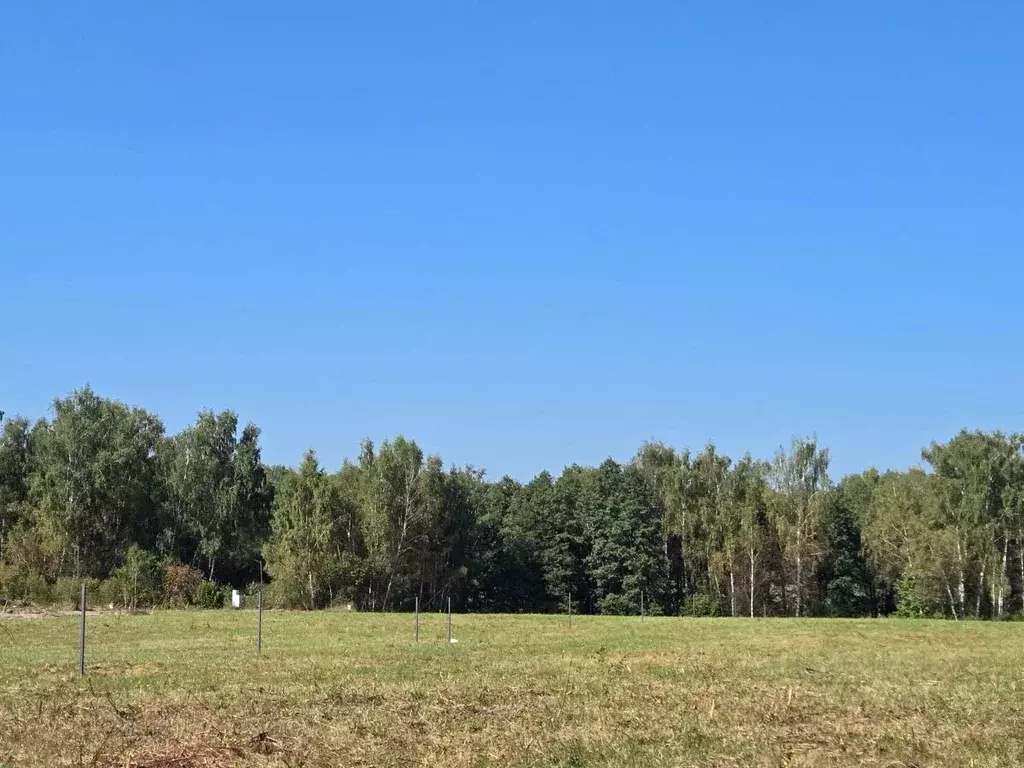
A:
[894,569,944,619]
[164,564,204,606]
[193,580,228,609]
[244,582,266,608]
[683,591,720,617]
[97,579,126,608]
[0,564,52,604]
[595,592,635,615]
[52,577,104,609]
[111,546,164,609]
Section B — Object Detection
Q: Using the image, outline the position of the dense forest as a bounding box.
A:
[1,387,1022,619]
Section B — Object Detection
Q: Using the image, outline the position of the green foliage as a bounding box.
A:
[193,579,228,609]
[263,451,349,609]
[770,437,831,617]
[0,564,51,604]
[161,412,274,584]
[683,591,720,617]
[2,386,1023,621]
[110,546,164,609]
[818,479,873,617]
[894,568,944,619]
[163,563,204,606]
[52,577,103,609]
[587,461,668,615]
[31,387,164,578]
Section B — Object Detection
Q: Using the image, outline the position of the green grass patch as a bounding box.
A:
[1,612,1022,766]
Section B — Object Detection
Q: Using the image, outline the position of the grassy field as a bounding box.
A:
[0,610,1021,767]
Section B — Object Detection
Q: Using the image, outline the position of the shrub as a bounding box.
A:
[894,569,944,619]
[193,580,227,609]
[52,577,104,609]
[244,582,266,608]
[0,564,51,604]
[164,564,204,606]
[683,591,720,617]
[110,546,164,609]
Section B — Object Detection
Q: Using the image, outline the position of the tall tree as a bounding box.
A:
[30,387,164,578]
[225,424,275,584]
[634,442,690,614]
[162,411,273,583]
[587,460,668,614]
[923,431,1016,618]
[359,437,435,611]
[770,437,831,617]
[817,472,875,617]
[0,416,34,561]
[263,450,346,608]
[730,455,770,618]
[862,469,946,617]
[466,475,546,612]
[691,444,732,614]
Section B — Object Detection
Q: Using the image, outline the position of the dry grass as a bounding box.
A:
[1,611,1022,766]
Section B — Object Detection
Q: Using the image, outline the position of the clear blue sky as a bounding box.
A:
[3,3,1022,480]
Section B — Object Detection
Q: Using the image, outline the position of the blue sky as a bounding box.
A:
[2,3,1022,480]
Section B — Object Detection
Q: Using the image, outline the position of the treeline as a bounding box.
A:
[1,387,1022,619]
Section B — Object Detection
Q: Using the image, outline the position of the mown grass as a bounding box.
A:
[0,611,1022,766]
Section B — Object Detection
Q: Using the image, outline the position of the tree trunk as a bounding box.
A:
[729,567,736,617]
[382,477,413,612]
[956,536,966,616]
[946,582,959,621]
[975,561,985,618]
[711,564,720,610]
[795,525,803,618]
[1019,532,1024,614]
[749,546,755,619]
[998,536,1009,617]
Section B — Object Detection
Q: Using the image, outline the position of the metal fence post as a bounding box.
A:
[415,596,419,643]
[447,596,452,643]
[568,590,572,628]
[257,589,263,655]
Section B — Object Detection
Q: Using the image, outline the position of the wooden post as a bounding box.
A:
[447,596,452,643]
[415,596,420,643]
[641,589,645,622]
[568,590,572,628]
[257,589,263,655]
[78,582,86,676]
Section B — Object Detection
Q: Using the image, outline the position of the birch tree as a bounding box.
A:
[263,451,344,608]
[770,437,830,617]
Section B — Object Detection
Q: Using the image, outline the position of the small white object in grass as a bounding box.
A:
[231,590,242,609]
[449,638,458,643]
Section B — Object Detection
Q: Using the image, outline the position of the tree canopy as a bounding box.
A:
[2,387,1022,618]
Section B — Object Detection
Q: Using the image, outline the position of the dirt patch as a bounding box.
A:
[1,608,56,620]
[0,602,137,619]
[0,607,99,619]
